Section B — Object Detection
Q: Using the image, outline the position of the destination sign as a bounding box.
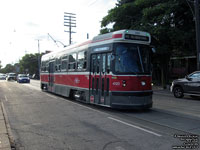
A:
[125,34,149,41]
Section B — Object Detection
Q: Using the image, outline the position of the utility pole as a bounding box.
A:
[37,40,40,79]
[195,0,200,70]
[87,33,89,39]
[64,12,76,45]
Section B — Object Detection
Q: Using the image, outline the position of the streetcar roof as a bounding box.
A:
[41,29,151,61]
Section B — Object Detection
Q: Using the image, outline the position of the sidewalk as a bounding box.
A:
[0,102,11,150]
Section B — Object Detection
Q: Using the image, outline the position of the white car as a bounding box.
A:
[0,74,6,80]
[6,73,17,81]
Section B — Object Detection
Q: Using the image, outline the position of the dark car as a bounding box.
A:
[32,74,40,80]
[170,71,200,98]
[17,74,30,83]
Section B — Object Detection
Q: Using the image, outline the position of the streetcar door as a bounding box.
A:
[48,61,54,92]
[89,53,111,105]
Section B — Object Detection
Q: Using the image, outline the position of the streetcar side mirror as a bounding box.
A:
[111,54,115,60]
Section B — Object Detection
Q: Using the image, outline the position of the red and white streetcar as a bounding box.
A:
[40,29,153,109]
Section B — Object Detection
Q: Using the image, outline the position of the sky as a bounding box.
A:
[0,0,117,67]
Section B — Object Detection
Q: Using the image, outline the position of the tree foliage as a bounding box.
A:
[101,0,196,55]
[0,53,41,75]
[0,64,15,73]
[19,53,40,75]
[100,0,197,85]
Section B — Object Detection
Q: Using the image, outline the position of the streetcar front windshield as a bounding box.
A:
[114,43,150,74]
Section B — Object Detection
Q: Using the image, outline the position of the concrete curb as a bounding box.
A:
[0,102,12,150]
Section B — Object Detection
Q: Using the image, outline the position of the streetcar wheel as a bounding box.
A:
[173,87,184,98]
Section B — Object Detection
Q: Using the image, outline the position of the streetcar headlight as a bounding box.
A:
[141,81,146,86]
[122,80,126,87]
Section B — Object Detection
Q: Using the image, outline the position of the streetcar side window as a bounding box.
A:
[55,59,58,72]
[102,54,106,74]
[91,55,96,74]
[61,56,68,72]
[77,51,87,70]
[107,54,111,74]
[97,55,100,74]
[49,60,55,73]
[68,53,77,71]
[55,58,61,72]
[41,61,46,72]
[46,62,49,72]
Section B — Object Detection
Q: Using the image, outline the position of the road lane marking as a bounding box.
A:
[108,117,162,137]
[4,96,8,101]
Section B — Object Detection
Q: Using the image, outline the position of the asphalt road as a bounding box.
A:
[0,80,199,150]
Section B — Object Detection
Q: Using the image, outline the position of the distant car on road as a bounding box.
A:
[17,74,30,83]
[6,73,17,81]
[170,71,200,98]
[0,74,6,80]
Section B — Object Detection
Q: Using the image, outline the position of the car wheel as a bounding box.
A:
[173,86,184,98]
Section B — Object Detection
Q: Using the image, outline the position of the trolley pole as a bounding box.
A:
[64,12,76,45]
[195,0,200,70]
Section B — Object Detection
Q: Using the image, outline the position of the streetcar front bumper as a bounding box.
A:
[110,91,153,109]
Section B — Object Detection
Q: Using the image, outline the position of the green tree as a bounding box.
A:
[19,53,40,75]
[101,0,196,87]
[0,64,15,73]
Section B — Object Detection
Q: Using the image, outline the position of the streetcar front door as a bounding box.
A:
[48,61,54,92]
[89,53,111,106]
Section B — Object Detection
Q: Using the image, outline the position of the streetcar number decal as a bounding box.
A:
[112,82,120,86]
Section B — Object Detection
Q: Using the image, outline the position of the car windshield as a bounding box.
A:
[114,43,151,74]
[188,72,200,79]
[19,74,28,77]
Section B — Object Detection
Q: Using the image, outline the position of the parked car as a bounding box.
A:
[170,71,200,98]
[17,74,30,83]
[6,73,17,81]
[0,74,6,80]
[32,74,40,80]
